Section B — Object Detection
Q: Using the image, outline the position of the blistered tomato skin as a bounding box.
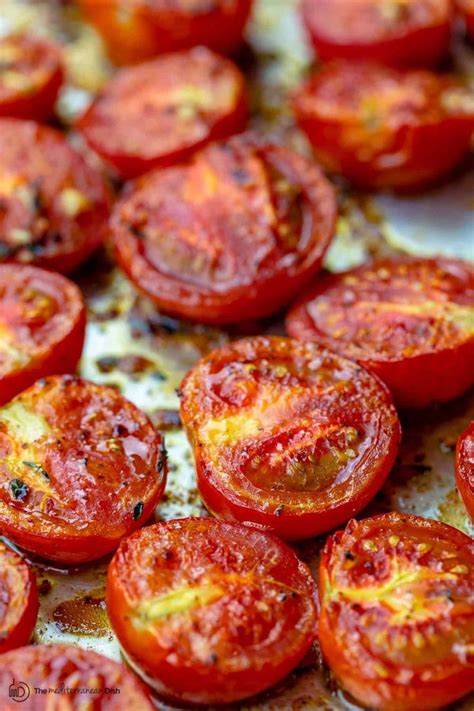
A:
[456,421,474,522]
[0,34,63,121]
[319,513,474,711]
[293,61,474,191]
[301,0,453,67]
[0,119,111,273]
[78,0,253,65]
[78,47,248,179]
[180,337,400,540]
[286,258,474,409]
[0,541,38,653]
[107,517,319,706]
[0,265,86,406]
[0,645,155,710]
[0,375,167,564]
[112,135,337,325]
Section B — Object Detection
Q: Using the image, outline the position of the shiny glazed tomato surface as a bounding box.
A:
[107,517,319,705]
[0,541,38,653]
[301,0,453,67]
[78,0,253,65]
[112,135,337,324]
[180,336,401,540]
[286,258,474,409]
[0,375,167,564]
[0,644,155,710]
[293,61,474,191]
[456,421,474,522]
[0,119,111,273]
[0,33,63,121]
[0,264,86,406]
[78,47,248,179]
[319,513,474,711]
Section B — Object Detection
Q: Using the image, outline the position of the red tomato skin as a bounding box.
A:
[301,0,452,68]
[456,421,474,522]
[318,513,474,711]
[78,0,253,65]
[107,518,319,705]
[0,265,86,406]
[0,542,38,653]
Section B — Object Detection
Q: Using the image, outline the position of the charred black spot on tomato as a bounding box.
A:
[11,479,29,501]
[23,461,49,480]
[157,441,168,474]
[133,501,144,520]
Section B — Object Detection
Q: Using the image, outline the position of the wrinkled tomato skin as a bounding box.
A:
[293,61,474,191]
[0,119,111,273]
[301,0,452,67]
[0,265,86,406]
[0,644,155,710]
[112,135,336,325]
[180,337,400,540]
[0,34,63,121]
[78,48,248,180]
[0,375,167,564]
[78,0,253,65]
[319,513,474,711]
[0,541,38,653]
[456,421,474,522]
[286,258,474,409]
[107,518,319,705]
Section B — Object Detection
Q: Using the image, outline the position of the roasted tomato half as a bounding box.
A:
[0,375,167,564]
[0,541,38,653]
[78,0,253,65]
[457,0,474,39]
[78,47,248,179]
[180,337,400,540]
[107,517,318,705]
[456,421,474,522]
[0,644,155,710]
[0,265,86,406]
[112,135,337,324]
[301,0,453,67]
[319,513,474,711]
[293,61,474,191]
[0,119,111,273]
[286,258,474,409]
[0,33,63,121]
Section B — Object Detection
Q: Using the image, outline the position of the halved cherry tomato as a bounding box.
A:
[301,0,453,67]
[319,512,474,711]
[293,61,474,191]
[0,374,167,564]
[78,47,248,179]
[107,517,318,705]
[0,644,155,709]
[0,264,86,406]
[78,0,253,65]
[0,118,111,273]
[457,0,474,39]
[0,34,63,121]
[456,421,474,522]
[180,336,400,540]
[112,135,337,324]
[286,258,474,409]
[0,541,38,653]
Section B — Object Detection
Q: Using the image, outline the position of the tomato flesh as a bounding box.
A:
[112,135,337,324]
[301,0,453,67]
[456,421,474,523]
[0,375,167,564]
[0,541,38,653]
[0,119,111,273]
[0,264,86,406]
[319,512,474,711]
[78,47,248,179]
[286,258,474,409]
[293,61,474,191]
[107,517,318,705]
[0,33,63,121]
[180,336,400,540]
